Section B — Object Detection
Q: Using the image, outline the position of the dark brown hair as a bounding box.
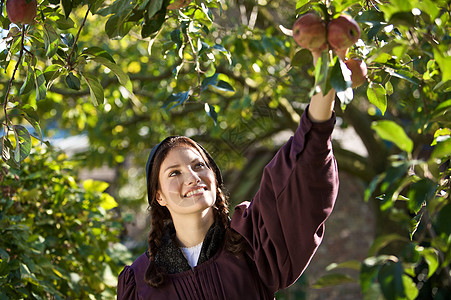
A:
[144,136,245,287]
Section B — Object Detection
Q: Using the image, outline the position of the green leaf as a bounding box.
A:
[201,73,219,91]
[82,47,115,63]
[100,194,118,210]
[101,0,137,40]
[213,80,235,92]
[34,69,47,101]
[430,137,451,160]
[97,0,134,16]
[83,179,109,193]
[1,137,12,162]
[0,248,10,261]
[13,125,32,163]
[43,23,59,58]
[371,53,393,64]
[205,103,218,125]
[389,11,415,28]
[365,173,384,202]
[146,0,163,19]
[389,69,421,85]
[295,0,309,9]
[330,57,351,92]
[19,66,35,95]
[433,49,451,83]
[360,258,381,293]
[105,14,136,39]
[43,64,63,89]
[81,73,104,105]
[403,274,419,300]
[371,120,413,153]
[368,234,407,256]
[20,262,32,279]
[367,83,387,115]
[331,58,353,105]
[60,33,75,47]
[385,80,394,96]
[52,13,76,30]
[20,104,43,142]
[326,260,361,271]
[406,179,437,214]
[61,0,72,19]
[416,247,439,279]
[409,212,422,240]
[312,273,356,288]
[417,0,440,20]
[200,3,213,22]
[142,9,166,38]
[314,51,329,90]
[291,49,312,68]
[436,204,451,235]
[170,28,183,50]
[162,91,190,110]
[378,260,406,300]
[355,10,385,23]
[66,72,81,90]
[92,56,133,93]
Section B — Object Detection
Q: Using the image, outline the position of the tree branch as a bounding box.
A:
[2,25,26,149]
[67,4,92,68]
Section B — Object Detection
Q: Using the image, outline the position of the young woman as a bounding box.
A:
[117,50,340,299]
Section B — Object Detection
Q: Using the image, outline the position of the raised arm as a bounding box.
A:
[230,48,340,290]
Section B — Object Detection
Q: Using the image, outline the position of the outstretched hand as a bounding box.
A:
[307,47,347,123]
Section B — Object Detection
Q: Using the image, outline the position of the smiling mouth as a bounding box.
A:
[184,187,206,197]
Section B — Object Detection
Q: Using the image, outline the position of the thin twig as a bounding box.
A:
[67,4,92,68]
[2,25,26,149]
[185,30,202,97]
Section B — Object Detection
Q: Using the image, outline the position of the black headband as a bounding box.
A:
[145,136,223,205]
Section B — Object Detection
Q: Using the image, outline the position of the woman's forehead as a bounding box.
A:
[164,145,204,163]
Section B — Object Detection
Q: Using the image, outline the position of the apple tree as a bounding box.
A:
[292,1,451,299]
[0,0,450,299]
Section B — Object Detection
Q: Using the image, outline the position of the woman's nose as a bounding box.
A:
[184,170,201,185]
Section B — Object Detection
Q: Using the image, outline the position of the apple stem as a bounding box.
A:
[2,24,26,151]
[67,4,92,68]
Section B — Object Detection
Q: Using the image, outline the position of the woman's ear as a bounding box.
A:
[156,192,166,206]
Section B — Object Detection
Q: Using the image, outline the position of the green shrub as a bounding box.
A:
[0,146,131,299]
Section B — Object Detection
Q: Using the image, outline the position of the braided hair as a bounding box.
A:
[144,137,245,287]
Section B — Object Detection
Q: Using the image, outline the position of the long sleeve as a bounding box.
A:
[117,266,138,300]
[230,106,339,293]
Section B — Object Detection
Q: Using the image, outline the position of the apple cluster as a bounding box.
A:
[292,12,367,88]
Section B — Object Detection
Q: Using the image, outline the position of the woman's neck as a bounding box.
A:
[172,208,215,248]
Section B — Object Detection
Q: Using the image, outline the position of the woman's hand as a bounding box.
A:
[307,47,348,122]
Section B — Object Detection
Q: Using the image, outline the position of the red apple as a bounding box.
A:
[327,15,360,50]
[167,0,192,10]
[6,0,37,25]
[344,58,367,88]
[292,13,327,52]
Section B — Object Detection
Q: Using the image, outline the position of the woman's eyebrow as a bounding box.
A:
[164,158,201,173]
[164,164,180,172]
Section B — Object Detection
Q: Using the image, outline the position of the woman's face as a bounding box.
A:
[156,145,217,217]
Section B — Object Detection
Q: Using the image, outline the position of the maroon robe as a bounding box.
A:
[117,108,339,299]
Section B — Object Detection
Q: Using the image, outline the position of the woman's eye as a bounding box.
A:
[195,162,205,169]
[169,170,180,177]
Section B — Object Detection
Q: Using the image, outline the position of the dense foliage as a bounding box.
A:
[0,146,131,298]
[0,0,450,299]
